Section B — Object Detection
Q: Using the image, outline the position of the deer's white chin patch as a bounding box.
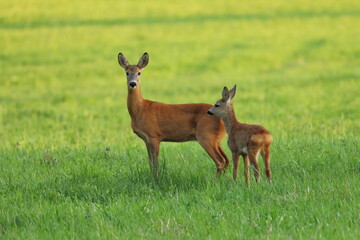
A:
[129,86,137,89]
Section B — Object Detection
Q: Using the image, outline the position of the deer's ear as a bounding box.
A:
[118,53,130,68]
[137,52,149,68]
[228,85,237,100]
[222,87,230,101]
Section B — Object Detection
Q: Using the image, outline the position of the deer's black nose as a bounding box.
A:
[129,82,137,88]
[207,110,213,115]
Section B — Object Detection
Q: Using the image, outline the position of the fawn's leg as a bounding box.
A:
[261,145,272,180]
[232,152,240,181]
[248,147,261,183]
[243,154,250,188]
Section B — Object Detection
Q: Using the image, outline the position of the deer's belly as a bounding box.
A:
[162,134,197,142]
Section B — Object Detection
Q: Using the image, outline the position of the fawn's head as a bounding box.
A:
[207,85,237,118]
[118,52,149,89]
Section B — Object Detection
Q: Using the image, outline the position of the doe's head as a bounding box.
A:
[207,85,237,118]
[118,52,149,89]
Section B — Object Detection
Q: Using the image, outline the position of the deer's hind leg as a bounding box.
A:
[218,144,230,170]
[197,135,227,178]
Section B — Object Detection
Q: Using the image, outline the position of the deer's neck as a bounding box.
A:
[127,86,144,118]
[222,105,239,134]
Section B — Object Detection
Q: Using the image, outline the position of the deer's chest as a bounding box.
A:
[131,116,160,141]
[227,133,248,155]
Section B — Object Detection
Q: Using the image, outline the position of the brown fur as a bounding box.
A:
[208,85,272,187]
[118,53,229,177]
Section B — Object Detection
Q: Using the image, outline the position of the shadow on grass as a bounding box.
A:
[48,169,219,203]
[1,146,233,204]
[33,159,221,204]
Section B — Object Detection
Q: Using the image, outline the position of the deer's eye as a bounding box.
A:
[126,72,129,76]
[215,104,219,107]
[138,72,141,75]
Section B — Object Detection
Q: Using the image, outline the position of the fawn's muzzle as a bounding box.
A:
[207,110,213,115]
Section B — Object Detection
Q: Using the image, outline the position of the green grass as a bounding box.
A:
[1,0,360,239]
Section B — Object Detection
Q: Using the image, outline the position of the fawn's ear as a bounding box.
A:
[118,53,130,69]
[222,87,230,101]
[137,52,149,69]
[228,85,237,100]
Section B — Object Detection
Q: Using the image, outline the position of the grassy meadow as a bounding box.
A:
[1,0,360,239]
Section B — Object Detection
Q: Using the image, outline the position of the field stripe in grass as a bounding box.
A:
[1,10,360,29]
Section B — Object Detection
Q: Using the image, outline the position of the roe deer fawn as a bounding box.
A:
[207,85,272,187]
[117,52,229,177]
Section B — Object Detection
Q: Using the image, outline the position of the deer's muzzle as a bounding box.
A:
[129,82,137,89]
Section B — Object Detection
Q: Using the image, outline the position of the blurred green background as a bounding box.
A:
[1,0,359,149]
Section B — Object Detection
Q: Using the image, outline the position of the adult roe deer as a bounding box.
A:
[117,52,229,177]
[207,85,272,187]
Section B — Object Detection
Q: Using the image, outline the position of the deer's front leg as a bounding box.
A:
[145,138,160,177]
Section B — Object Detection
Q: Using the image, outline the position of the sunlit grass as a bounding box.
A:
[0,0,359,239]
